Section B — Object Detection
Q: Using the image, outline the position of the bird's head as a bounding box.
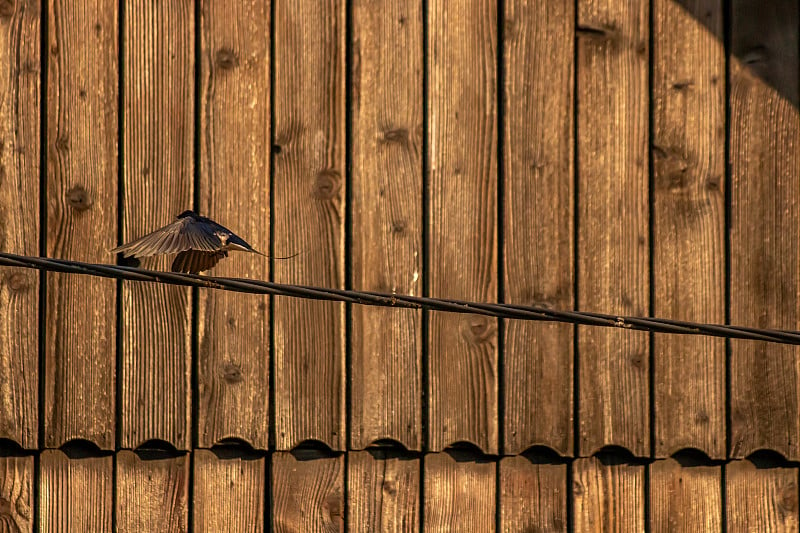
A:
[177,210,197,219]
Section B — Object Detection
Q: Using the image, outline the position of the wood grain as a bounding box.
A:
[652,0,725,459]
[726,460,798,531]
[348,450,420,532]
[121,0,194,450]
[197,0,270,450]
[729,0,800,460]
[45,0,117,450]
[577,0,650,457]
[649,458,721,531]
[499,455,567,532]
[193,449,265,533]
[273,0,346,451]
[502,0,574,457]
[39,450,113,532]
[0,0,39,450]
[423,452,495,532]
[572,456,644,531]
[350,0,423,452]
[427,0,498,454]
[0,456,33,532]
[272,451,344,532]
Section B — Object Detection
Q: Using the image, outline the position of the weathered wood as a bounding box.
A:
[350,0,423,452]
[197,0,270,450]
[0,0,39,450]
[729,0,800,460]
[577,0,650,457]
[272,451,344,532]
[0,455,33,532]
[499,455,567,532]
[348,450,420,532]
[502,0,574,457]
[121,0,194,450]
[427,0,498,455]
[726,460,798,531]
[45,0,118,450]
[423,452,495,532]
[572,456,644,531]
[39,450,113,532]
[649,458,722,531]
[193,449,265,533]
[273,0,346,451]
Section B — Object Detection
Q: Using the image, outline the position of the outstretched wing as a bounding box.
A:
[171,250,225,274]
[110,215,223,258]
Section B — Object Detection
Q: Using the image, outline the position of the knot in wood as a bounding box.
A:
[215,47,239,70]
[313,169,340,200]
[67,185,92,211]
[781,483,799,513]
[462,315,494,344]
[0,0,14,18]
[221,362,243,384]
[6,271,30,292]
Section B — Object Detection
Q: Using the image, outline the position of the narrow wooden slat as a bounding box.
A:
[572,456,644,531]
[348,450,420,532]
[577,0,650,456]
[0,0,39,450]
[427,0,498,454]
[122,0,194,450]
[729,0,800,459]
[726,460,799,531]
[193,449,265,533]
[502,0,574,456]
[39,450,112,532]
[197,0,270,450]
[499,455,567,532]
[423,452,495,532]
[350,0,423,452]
[0,456,33,532]
[272,451,344,532]
[652,0,725,459]
[649,458,721,531]
[45,0,118,450]
[273,0,346,452]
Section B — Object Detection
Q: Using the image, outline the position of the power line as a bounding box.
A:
[2,251,799,345]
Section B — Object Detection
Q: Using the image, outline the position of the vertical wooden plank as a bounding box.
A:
[652,0,725,459]
[273,0,346,452]
[503,0,574,456]
[348,450,420,532]
[350,0,423,452]
[572,456,645,531]
[0,0,39,450]
[197,0,270,450]
[0,456,33,532]
[45,0,118,450]
[39,450,113,532]
[116,451,188,533]
[577,0,650,456]
[649,458,722,531]
[122,0,194,450]
[729,0,800,459]
[272,451,344,532]
[428,0,498,454]
[193,449,265,533]
[726,460,798,531]
[423,452,495,532]
[499,456,567,532]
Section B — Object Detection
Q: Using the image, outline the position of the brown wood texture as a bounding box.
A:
[39,450,112,532]
[193,449,265,533]
[0,0,39,450]
[197,0,270,450]
[121,0,194,450]
[350,0,423,452]
[726,460,799,531]
[272,451,344,532]
[729,0,800,459]
[649,458,722,531]
[652,0,725,459]
[0,456,33,532]
[499,456,567,532]
[577,0,650,457]
[427,0,498,455]
[573,456,645,531]
[273,0,346,452]
[45,0,117,450]
[348,450,420,532]
[423,452,495,532]
[502,0,574,457]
